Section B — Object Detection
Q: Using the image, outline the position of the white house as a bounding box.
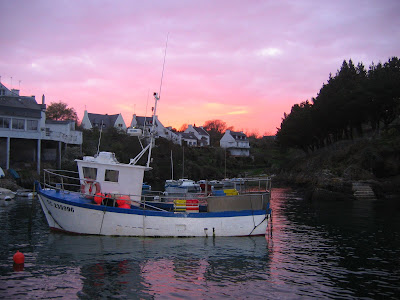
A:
[180,132,198,146]
[81,111,127,131]
[220,130,250,157]
[0,82,82,173]
[129,114,181,145]
[184,125,210,146]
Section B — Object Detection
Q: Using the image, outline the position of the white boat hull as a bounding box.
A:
[37,189,270,237]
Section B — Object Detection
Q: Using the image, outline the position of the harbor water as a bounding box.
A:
[1,188,399,299]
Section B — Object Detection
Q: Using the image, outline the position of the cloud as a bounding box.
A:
[256,48,283,57]
[227,110,249,115]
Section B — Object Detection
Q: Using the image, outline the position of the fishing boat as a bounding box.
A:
[36,92,272,237]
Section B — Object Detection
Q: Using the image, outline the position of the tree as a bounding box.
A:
[203,119,233,146]
[203,119,229,133]
[276,101,315,153]
[46,101,78,122]
[179,123,188,132]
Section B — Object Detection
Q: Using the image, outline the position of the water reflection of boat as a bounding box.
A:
[36,92,271,237]
[45,234,271,299]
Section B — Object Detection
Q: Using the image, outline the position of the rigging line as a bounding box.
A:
[158,32,169,99]
[249,214,269,235]
[99,207,106,235]
[249,195,271,235]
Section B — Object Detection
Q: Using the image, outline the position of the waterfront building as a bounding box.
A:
[0,82,82,174]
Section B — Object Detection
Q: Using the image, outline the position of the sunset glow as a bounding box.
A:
[1,0,399,135]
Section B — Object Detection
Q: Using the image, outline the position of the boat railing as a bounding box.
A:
[41,169,170,212]
[42,169,81,192]
[40,169,271,213]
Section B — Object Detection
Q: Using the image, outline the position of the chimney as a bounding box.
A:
[42,94,45,105]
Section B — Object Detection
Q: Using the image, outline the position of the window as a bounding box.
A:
[0,117,10,129]
[83,167,97,180]
[27,120,38,131]
[105,169,119,182]
[12,118,25,130]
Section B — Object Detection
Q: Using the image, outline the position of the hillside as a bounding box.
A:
[274,130,400,200]
[1,127,399,201]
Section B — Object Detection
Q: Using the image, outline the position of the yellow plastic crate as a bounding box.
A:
[224,189,239,196]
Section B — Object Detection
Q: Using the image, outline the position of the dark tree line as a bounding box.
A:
[276,57,400,153]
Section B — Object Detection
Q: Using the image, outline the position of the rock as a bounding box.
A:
[0,178,23,192]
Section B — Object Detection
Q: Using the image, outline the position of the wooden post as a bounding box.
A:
[37,139,41,174]
[57,141,62,169]
[6,137,10,169]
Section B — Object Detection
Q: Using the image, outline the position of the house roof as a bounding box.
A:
[180,132,197,140]
[193,126,209,136]
[88,113,119,128]
[229,130,248,141]
[0,96,43,118]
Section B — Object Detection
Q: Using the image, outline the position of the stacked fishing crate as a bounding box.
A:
[173,199,199,213]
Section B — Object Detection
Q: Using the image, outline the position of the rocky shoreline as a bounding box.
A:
[273,137,400,202]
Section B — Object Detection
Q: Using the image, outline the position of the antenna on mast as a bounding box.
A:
[146,34,169,168]
[158,32,169,98]
[97,120,104,155]
[130,35,169,168]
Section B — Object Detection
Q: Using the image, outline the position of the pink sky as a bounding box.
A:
[1,0,399,135]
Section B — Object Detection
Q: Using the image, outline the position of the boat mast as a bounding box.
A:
[170,150,174,180]
[146,92,159,168]
[182,146,184,178]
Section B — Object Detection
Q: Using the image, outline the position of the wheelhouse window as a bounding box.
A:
[0,117,10,129]
[83,167,97,180]
[12,118,25,130]
[105,169,119,182]
[27,120,38,131]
